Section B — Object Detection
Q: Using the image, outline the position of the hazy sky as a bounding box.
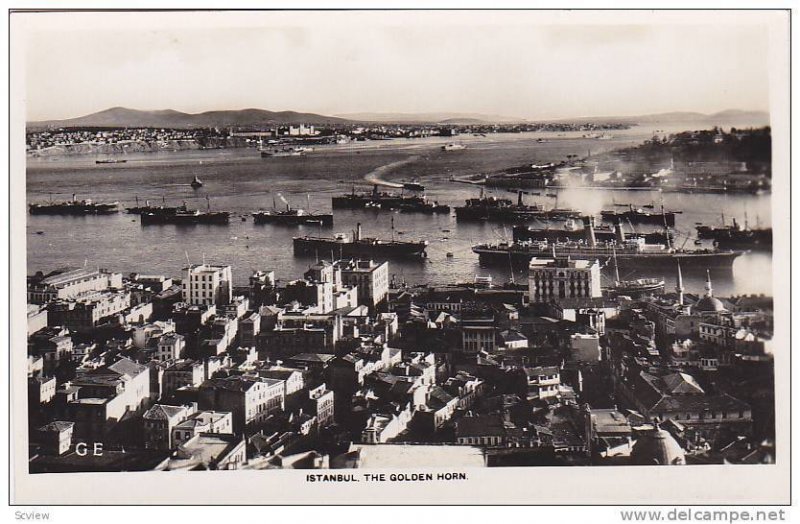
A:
[19,11,774,121]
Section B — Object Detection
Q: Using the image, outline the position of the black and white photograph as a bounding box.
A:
[8,6,792,508]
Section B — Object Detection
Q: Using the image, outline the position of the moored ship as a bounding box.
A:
[261,148,304,158]
[126,197,187,215]
[695,217,772,251]
[29,194,119,215]
[473,219,743,269]
[513,220,673,244]
[95,159,127,164]
[253,206,333,226]
[604,246,665,297]
[601,204,679,227]
[293,222,428,259]
[140,197,229,225]
[332,185,427,210]
[455,190,582,222]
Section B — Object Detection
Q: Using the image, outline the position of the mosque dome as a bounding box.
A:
[631,425,686,465]
[694,295,726,313]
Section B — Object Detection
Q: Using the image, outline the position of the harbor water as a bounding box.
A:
[25,128,773,297]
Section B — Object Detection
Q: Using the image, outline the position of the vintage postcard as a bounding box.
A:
[9,8,791,506]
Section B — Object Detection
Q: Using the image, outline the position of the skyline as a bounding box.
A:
[21,11,772,122]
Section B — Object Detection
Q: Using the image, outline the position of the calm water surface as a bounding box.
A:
[25,128,774,297]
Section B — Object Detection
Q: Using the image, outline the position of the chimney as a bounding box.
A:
[615,220,626,243]
[583,216,596,247]
[517,191,523,207]
[355,223,362,241]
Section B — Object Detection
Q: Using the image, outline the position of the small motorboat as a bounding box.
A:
[191,176,203,189]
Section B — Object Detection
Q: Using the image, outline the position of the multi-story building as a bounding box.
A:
[524,365,561,400]
[338,259,389,307]
[27,267,123,304]
[257,366,305,398]
[283,279,334,314]
[461,310,496,354]
[199,375,285,432]
[307,383,335,427]
[156,333,185,362]
[27,304,48,336]
[171,410,234,447]
[528,257,601,303]
[162,359,206,396]
[182,264,233,306]
[67,358,151,439]
[143,403,195,450]
[47,290,132,331]
[239,311,261,347]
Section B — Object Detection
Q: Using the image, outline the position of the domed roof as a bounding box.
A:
[694,295,726,313]
[631,425,686,465]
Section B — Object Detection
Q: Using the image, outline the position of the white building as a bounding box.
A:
[157,333,186,362]
[182,264,233,306]
[338,259,389,307]
[528,257,601,303]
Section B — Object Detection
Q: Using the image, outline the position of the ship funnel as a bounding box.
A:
[517,191,523,206]
[615,220,626,243]
[582,215,597,247]
[356,222,362,241]
[72,193,77,202]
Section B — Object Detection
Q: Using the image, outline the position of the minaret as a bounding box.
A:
[705,269,713,297]
[676,261,684,306]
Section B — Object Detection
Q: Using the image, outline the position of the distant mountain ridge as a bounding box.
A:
[546,109,770,127]
[27,106,770,129]
[27,107,352,129]
[335,112,525,124]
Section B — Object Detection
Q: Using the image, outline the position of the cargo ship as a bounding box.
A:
[293,222,428,259]
[472,218,743,269]
[253,205,333,226]
[332,185,427,210]
[261,148,304,158]
[695,217,772,251]
[126,197,187,215]
[29,194,119,215]
[140,197,229,225]
[512,220,673,244]
[600,204,679,227]
[455,190,582,222]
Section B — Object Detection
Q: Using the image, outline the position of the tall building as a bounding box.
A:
[182,264,233,306]
[528,257,601,303]
[338,259,389,307]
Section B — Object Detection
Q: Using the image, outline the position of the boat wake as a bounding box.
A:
[363,157,418,188]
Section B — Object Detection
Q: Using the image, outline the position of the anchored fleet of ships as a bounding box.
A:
[29,167,771,276]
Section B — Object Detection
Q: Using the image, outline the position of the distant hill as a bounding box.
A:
[336,112,525,124]
[548,110,770,127]
[27,107,353,129]
[28,106,770,130]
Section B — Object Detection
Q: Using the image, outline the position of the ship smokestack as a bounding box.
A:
[517,191,523,207]
[583,216,596,247]
[356,223,362,241]
[615,220,626,243]
[72,193,76,202]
